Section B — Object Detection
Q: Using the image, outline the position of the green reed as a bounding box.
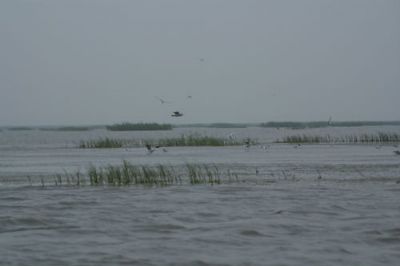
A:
[79,134,251,148]
[186,163,221,185]
[155,134,249,147]
[40,161,235,187]
[79,138,124,148]
[278,132,400,144]
[261,121,400,129]
[85,161,180,186]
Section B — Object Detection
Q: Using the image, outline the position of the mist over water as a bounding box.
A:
[1,126,400,265]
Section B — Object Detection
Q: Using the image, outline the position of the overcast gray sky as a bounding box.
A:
[1,0,399,126]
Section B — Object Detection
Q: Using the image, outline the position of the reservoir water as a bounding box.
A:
[1,126,399,265]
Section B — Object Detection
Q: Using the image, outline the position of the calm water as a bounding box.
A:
[1,126,400,265]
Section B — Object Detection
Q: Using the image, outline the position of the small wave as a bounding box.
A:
[0,196,26,201]
[0,225,79,234]
[0,216,48,227]
[170,260,230,266]
[376,237,400,244]
[136,223,186,234]
[365,227,400,244]
[239,229,264,237]
[196,212,219,218]
[0,216,75,236]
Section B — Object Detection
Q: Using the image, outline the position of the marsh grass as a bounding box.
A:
[85,161,219,186]
[106,123,172,131]
[91,162,183,186]
[79,134,250,148]
[145,134,252,147]
[157,135,226,147]
[261,121,400,129]
[79,138,124,148]
[278,132,400,144]
[38,161,238,187]
[186,163,221,184]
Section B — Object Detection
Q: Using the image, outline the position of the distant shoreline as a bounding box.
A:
[1,120,400,131]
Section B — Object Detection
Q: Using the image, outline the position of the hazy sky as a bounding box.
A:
[1,0,399,126]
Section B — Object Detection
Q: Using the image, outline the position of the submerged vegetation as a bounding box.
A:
[278,132,400,144]
[106,123,173,131]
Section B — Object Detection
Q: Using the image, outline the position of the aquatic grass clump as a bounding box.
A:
[277,132,400,144]
[186,163,221,185]
[157,135,226,147]
[106,122,173,131]
[79,134,251,149]
[86,161,181,186]
[79,138,123,148]
[155,134,249,147]
[261,121,400,129]
[39,161,237,187]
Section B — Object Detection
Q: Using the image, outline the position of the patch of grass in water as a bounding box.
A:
[155,134,252,147]
[186,163,221,185]
[79,138,123,148]
[261,120,400,129]
[86,162,183,186]
[79,134,253,148]
[277,132,400,144]
[36,161,240,187]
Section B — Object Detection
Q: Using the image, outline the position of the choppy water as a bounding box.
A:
[1,126,400,265]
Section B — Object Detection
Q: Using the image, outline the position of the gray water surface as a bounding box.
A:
[1,182,400,266]
[1,126,400,265]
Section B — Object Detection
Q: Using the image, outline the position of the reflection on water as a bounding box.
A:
[0,126,400,265]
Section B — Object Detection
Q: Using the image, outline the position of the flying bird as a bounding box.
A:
[171,111,183,117]
[145,144,155,154]
[155,96,170,104]
[328,116,332,126]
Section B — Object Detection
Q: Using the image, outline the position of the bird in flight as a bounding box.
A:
[171,111,183,117]
[145,144,155,154]
[328,116,332,126]
[155,96,170,104]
